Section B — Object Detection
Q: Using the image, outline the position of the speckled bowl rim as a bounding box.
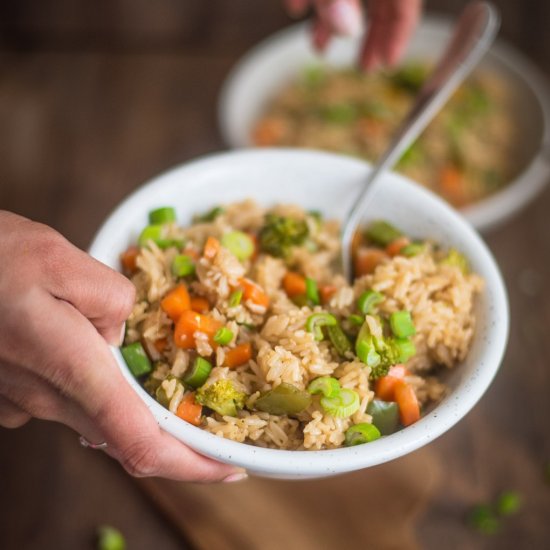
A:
[90,149,509,478]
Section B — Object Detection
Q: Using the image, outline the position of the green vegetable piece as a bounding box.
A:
[183,357,212,389]
[389,63,428,93]
[441,248,469,274]
[357,290,384,314]
[196,379,247,417]
[308,210,323,224]
[355,322,381,368]
[213,327,234,346]
[400,243,425,257]
[302,65,326,89]
[326,324,352,356]
[138,224,183,250]
[143,374,163,396]
[344,423,381,446]
[221,231,255,261]
[468,504,500,535]
[97,525,126,550]
[228,289,243,307]
[496,491,522,516]
[365,221,403,247]
[305,277,320,305]
[149,207,176,225]
[307,376,341,398]
[155,375,181,408]
[320,103,358,124]
[306,313,337,341]
[254,383,312,415]
[348,314,365,326]
[321,388,360,418]
[120,342,152,377]
[171,254,195,277]
[390,311,416,339]
[391,338,416,364]
[367,399,400,435]
[194,206,225,223]
[258,214,309,258]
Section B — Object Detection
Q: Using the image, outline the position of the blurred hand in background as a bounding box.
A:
[0,211,245,483]
[285,0,423,69]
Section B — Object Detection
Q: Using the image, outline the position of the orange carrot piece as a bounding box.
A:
[394,381,421,426]
[120,246,139,274]
[386,236,411,257]
[354,248,389,277]
[239,278,270,309]
[174,310,222,350]
[203,236,220,260]
[153,338,168,354]
[190,296,210,314]
[252,117,287,146]
[161,284,191,322]
[320,285,337,304]
[224,342,253,368]
[176,392,203,426]
[283,272,307,298]
[440,166,465,206]
[374,365,409,401]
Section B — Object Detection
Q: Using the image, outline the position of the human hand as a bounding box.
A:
[285,0,423,70]
[0,211,245,483]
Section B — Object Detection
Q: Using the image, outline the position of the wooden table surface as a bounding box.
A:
[1,1,549,548]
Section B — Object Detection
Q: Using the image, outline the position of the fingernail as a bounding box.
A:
[223,472,248,483]
[111,323,126,347]
[328,1,364,37]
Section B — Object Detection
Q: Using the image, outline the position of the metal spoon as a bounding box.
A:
[340,1,500,281]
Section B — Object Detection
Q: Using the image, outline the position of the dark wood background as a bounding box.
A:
[1,1,549,549]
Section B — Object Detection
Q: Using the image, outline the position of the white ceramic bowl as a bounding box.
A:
[219,17,550,232]
[89,149,509,479]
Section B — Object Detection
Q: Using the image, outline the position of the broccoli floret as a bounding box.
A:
[196,379,246,417]
[258,214,309,258]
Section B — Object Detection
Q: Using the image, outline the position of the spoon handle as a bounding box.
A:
[341,1,500,281]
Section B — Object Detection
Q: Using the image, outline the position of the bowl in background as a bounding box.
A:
[89,149,508,479]
[218,17,550,232]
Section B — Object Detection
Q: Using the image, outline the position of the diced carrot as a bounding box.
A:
[374,365,409,401]
[174,310,222,350]
[153,338,168,354]
[239,278,270,309]
[161,284,191,322]
[394,381,421,426]
[203,236,220,260]
[386,236,411,257]
[283,272,307,298]
[354,248,389,277]
[224,342,252,368]
[120,246,139,274]
[176,392,202,426]
[252,117,287,146]
[190,296,210,314]
[440,166,465,206]
[320,285,338,304]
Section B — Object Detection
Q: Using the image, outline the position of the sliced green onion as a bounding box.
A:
[355,322,381,367]
[155,375,181,408]
[120,342,152,377]
[149,207,176,225]
[97,525,126,550]
[138,224,183,250]
[366,221,403,247]
[390,311,416,339]
[320,388,360,418]
[306,313,337,341]
[213,327,233,346]
[326,324,352,356]
[367,399,400,435]
[392,338,416,363]
[171,254,195,277]
[496,491,522,516]
[183,357,212,389]
[228,289,243,307]
[357,290,384,314]
[305,277,320,305]
[344,423,381,446]
[221,231,255,261]
[307,376,341,398]
[441,248,469,274]
[347,314,364,326]
[254,383,312,415]
[194,206,225,223]
[400,243,425,257]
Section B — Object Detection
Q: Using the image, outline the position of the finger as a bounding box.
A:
[312,16,332,52]
[359,12,384,70]
[284,0,311,17]
[0,394,31,429]
[315,0,363,37]
[42,232,135,346]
